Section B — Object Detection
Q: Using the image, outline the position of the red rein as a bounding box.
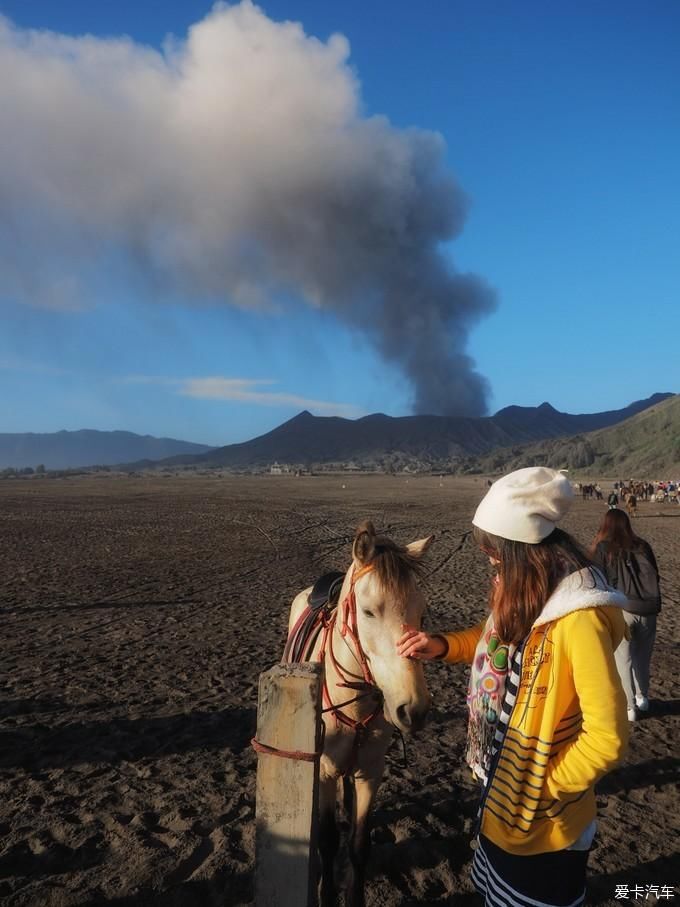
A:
[318,564,383,732]
[253,565,382,764]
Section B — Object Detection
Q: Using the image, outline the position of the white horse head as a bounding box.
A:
[343,520,433,733]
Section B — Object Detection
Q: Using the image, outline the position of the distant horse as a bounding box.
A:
[626,494,638,518]
[285,521,433,906]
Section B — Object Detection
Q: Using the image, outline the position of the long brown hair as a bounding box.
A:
[473,525,593,645]
[590,508,643,559]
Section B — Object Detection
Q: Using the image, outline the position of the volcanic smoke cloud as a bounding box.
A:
[0,1,496,416]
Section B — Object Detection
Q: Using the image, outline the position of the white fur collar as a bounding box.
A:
[532,566,628,628]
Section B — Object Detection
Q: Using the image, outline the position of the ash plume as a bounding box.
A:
[0,1,496,416]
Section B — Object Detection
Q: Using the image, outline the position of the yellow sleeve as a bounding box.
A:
[439,619,487,664]
[545,608,629,799]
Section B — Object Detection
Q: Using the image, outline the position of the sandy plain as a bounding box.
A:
[0,474,678,906]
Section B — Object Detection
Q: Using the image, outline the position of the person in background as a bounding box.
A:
[607,490,619,509]
[591,509,662,722]
[397,467,629,907]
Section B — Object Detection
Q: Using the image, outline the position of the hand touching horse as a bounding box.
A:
[285,521,434,906]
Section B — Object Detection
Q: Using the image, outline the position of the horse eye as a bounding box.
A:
[362,609,375,618]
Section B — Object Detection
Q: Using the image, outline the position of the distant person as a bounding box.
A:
[398,467,628,907]
[591,509,661,721]
[607,490,619,509]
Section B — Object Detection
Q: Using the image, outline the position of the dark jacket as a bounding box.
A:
[593,540,661,615]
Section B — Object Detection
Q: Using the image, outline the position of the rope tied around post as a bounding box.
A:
[252,718,326,763]
[251,736,322,763]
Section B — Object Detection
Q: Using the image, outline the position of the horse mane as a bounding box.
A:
[370,536,425,603]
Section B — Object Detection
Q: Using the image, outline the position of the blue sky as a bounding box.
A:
[1,0,678,445]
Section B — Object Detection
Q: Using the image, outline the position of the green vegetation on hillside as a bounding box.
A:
[475,394,680,477]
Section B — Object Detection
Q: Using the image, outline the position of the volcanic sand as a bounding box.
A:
[0,474,678,906]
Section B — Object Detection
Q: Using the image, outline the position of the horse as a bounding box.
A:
[626,494,638,518]
[285,520,434,906]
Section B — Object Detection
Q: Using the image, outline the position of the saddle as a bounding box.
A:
[308,571,345,611]
[284,571,345,664]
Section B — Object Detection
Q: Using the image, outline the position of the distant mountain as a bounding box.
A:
[474,393,680,477]
[127,392,673,471]
[0,430,213,470]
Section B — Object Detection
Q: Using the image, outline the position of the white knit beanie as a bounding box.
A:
[472,467,574,544]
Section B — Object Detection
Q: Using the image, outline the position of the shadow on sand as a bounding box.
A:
[0,706,256,771]
[597,754,680,796]
[0,599,195,617]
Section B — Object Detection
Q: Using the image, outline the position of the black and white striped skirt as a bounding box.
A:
[472,834,589,907]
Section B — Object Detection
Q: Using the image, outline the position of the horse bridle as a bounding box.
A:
[253,563,395,766]
[318,563,384,734]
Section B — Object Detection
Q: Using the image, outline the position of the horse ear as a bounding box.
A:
[353,521,376,565]
[405,535,435,558]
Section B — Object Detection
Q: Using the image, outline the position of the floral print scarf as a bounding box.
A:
[465,613,518,782]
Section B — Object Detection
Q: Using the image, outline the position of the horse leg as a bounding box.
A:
[318,775,340,907]
[344,774,381,907]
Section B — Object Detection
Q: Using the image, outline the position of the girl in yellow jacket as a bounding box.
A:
[398,467,629,907]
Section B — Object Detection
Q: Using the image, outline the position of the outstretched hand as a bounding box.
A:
[396,625,448,660]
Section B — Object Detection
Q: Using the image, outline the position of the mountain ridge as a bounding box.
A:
[124,392,674,471]
[4,393,673,472]
[0,429,213,471]
[474,394,680,477]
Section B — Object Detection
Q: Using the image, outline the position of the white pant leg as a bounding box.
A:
[614,614,636,711]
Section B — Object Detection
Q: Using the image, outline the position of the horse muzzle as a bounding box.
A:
[393,699,430,734]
